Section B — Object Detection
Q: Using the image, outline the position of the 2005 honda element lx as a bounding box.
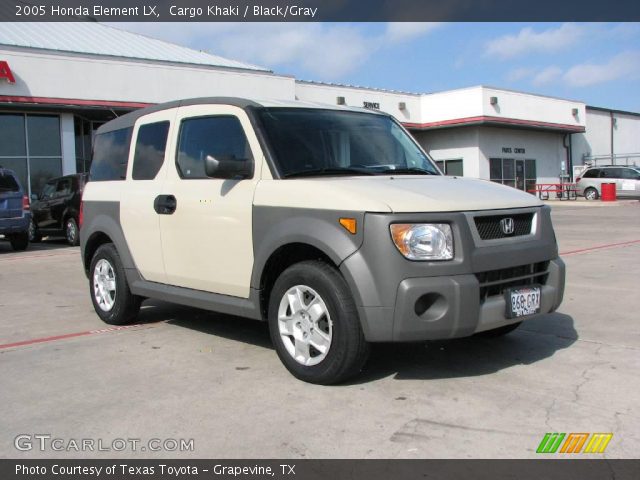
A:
[80,98,565,384]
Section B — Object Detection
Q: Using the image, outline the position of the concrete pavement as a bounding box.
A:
[0,203,638,459]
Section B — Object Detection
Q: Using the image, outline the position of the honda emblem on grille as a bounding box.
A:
[500,217,515,235]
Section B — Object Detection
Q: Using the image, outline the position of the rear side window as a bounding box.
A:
[90,127,133,181]
[0,172,20,192]
[581,169,599,178]
[132,121,170,180]
[176,116,252,179]
[602,168,624,178]
[621,168,640,179]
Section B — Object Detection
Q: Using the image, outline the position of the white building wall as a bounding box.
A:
[413,127,482,178]
[571,109,640,168]
[478,127,566,184]
[0,47,295,103]
[295,81,422,124]
[420,87,483,123]
[612,113,640,160]
[573,109,612,162]
[481,87,585,127]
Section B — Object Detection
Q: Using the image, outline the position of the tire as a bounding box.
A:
[584,187,599,201]
[9,232,29,251]
[268,260,370,385]
[28,219,42,242]
[477,321,522,337]
[65,217,80,246]
[89,243,141,325]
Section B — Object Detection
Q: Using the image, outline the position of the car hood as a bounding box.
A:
[254,175,543,212]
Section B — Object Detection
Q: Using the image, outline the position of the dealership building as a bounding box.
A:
[1,22,639,196]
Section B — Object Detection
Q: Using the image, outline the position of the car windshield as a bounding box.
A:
[256,108,440,178]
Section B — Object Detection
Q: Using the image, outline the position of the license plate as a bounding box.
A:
[506,285,541,318]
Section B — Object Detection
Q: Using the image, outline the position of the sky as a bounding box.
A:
[111,22,640,112]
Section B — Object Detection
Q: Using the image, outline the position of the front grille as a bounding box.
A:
[474,213,534,240]
[476,261,549,303]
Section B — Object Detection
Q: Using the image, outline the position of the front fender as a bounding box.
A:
[250,206,365,288]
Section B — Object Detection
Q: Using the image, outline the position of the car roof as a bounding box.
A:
[97,97,388,135]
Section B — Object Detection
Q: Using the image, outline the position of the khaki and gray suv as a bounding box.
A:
[576,165,640,200]
[80,97,565,384]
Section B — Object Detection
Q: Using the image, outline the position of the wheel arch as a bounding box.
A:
[82,231,113,276]
[257,242,338,320]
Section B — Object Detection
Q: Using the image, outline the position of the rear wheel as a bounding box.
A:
[89,243,141,325]
[268,260,370,385]
[65,217,80,246]
[9,232,29,251]
[584,187,599,200]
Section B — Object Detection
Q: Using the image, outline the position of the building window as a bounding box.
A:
[435,159,464,176]
[490,157,537,192]
[0,113,62,196]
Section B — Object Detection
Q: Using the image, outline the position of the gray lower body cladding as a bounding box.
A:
[339,207,564,341]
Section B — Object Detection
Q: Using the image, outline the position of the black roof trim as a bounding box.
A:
[97,97,262,134]
[587,105,640,118]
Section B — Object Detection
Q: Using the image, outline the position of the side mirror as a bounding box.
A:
[205,155,252,180]
[31,194,38,202]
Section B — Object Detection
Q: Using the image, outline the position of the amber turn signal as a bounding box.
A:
[339,217,357,234]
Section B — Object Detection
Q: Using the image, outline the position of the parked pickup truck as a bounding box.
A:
[80,98,565,384]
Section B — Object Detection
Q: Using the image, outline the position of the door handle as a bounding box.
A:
[154,195,177,215]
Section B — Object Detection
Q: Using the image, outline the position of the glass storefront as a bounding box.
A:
[0,113,63,196]
[490,157,537,192]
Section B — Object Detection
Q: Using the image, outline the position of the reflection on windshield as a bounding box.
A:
[257,108,440,178]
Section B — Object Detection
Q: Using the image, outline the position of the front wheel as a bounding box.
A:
[584,187,599,200]
[89,243,141,325]
[268,261,370,385]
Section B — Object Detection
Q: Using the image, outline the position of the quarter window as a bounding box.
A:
[176,116,252,179]
[90,127,133,182]
[132,121,170,180]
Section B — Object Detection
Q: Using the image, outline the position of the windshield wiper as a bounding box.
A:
[377,167,439,175]
[283,168,376,178]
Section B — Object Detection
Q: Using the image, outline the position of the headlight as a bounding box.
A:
[390,223,454,261]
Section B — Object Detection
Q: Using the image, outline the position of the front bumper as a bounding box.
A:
[389,257,564,341]
[339,207,565,342]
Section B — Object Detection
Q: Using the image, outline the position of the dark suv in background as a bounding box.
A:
[30,173,87,246]
[0,167,30,251]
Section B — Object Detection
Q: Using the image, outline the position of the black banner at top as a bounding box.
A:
[2,0,640,22]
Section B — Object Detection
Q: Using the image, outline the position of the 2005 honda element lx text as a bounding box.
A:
[80,98,565,384]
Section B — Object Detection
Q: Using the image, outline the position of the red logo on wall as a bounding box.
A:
[0,61,16,84]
